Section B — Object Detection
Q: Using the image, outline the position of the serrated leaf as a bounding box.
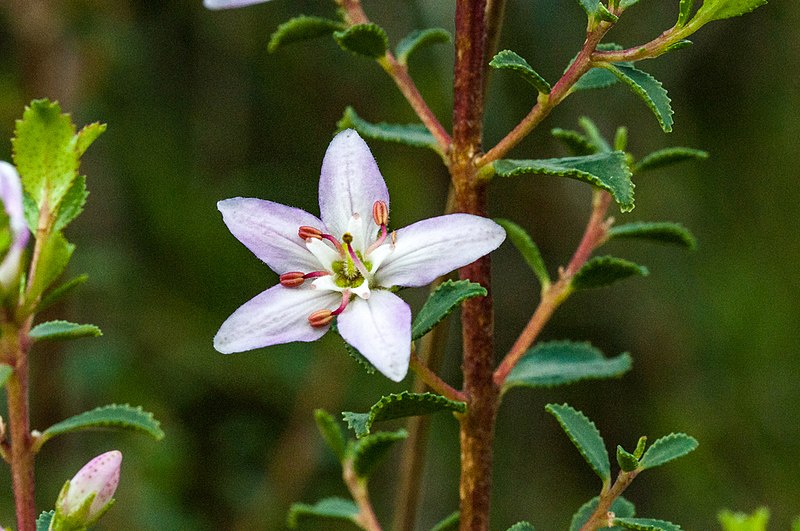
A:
[334,23,388,58]
[395,28,451,65]
[35,274,88,312]
[495,219,550,289]
[551,128,597,156]
[617,445,640,472]
[579,116,612,153]
[504,341,632,390]
[351,428,407,478]
[342,391,466,438]
[314,409,347,461]
[571,44,625,93]
[38,404,164,448]
[286,497,359,528]
[75,122,106,157]
[575,0,619,22]
[412,280,487,340]
[508,523,536,531]
[493,152,634,212]
[604,64,673,132]
[337,107,438,151]
[570,496,636,531]
[633,147,708,173]
[607,222,697,249]
[28,231,75,302]
[29,320,102,342]
[268,15,344,53]
[0,364,12,389]
[614,517,683,531]
[53,175,88,232]
[431,511,460,531]
[572,256,649,290]
[718,507,770,531]
[692,0,768,24]
[546,403,610,483]
[638,433,698,469]
[490,50,551,94]
[678,0,695,25]
[36,510,54,531]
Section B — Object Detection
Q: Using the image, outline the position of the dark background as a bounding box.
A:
[0,0,796,529]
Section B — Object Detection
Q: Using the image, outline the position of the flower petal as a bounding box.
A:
[204,0,270,10]
[214,284,340,353]
[318,130,388,245]
[0,162,29,249]
[375,214,506,287]
[337,290,411,382]
[218,197,324,274]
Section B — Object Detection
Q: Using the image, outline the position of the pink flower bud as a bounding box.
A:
[56,451,122,526]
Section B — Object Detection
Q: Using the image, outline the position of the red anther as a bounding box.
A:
[372,200,389,226]
[280,271,306,288]
[308,309,334,327]
[298,226,323,240]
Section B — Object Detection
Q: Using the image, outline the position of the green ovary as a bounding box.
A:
[331,252,372,289]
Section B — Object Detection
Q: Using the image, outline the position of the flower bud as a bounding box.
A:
[51,451,122,530]
[0,162,29,293]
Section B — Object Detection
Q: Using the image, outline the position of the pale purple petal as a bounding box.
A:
[204,0,270,10]
[61,451,121,519]
[0,162,29,250]
[318,130,389,244]
[375,214,506,287]
[218,198,324,275]
[337,291,411,382]
[214,284,340,353]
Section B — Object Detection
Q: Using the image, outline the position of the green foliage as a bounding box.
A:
[607,222,697,249]
[342,391,466,438]
[286,497,359,528]
[620,0,642,8]
[35,274,89,312]
[412,280,487,340]
[336,107,438,151]
[490,50,551,94]
[793,516,800,531]
[633,147,708,173]
[614,126,629,151]
[507,522,536,531]
[0,364,12,389]
[613,517,682,530]
[494,219,550,289]
[691,0,768,24]
[395,28,451,65]
[36,511,55,531]
[334,23,389,58]
[638,433,698,469]
[575,0,618,23]
[314,409,347,461]
[28,231,75,302]
[570,496,635,531]
[546,403,610,483]
[603,64,674,132]
[351,428,407,478]
[571,256,649,290]
[579,116,612,153]
[267,15,344,53]
[53,175,88,232]
[38,404,165,448]
[718,507,770,531]
[678,0,695,25]
[616,444,640,472]
[504,341,632,391]
[666,40,694,52]
[571,44,624,93]
[29,320,102,342]
[633,435,647,458]
[431,511,460,531]
[551,128,596,156]
[492,152,634,212]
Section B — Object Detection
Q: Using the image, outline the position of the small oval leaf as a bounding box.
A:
[30,320,102,342]
[638,433,698,470]
[334,23,388,58]
[490,50,551,94]
[395,28,451,64]
[314,409,347,462]
[337,106,438,152]
[633,147,708,174]
[412,280,487,340]
[352,429,408,478]
[613,517,683,531]
[38,404,164,448]
[546,403,610,483]
[287,497,359,528]
[572,256,649,290]
[343,391,466,438]
[603,64,674,133]
[267,15,344,53]
[616,444,640,472]
[607,222,697,249]
[551,128,597,156]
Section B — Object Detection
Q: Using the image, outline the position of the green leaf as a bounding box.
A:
[551,128,597,156]
[38,404,165,448]
[638,433,698,469]
[412,280,487,340]
[490,50,551,94]
[617,445,640,472]
[570,496,635,531]
[678,0,695,25]
[571,44,625,93]
[633,147,708,173]
[575,0,619,22]
[504,341,632,390]
[395,28,451,65]
[620,0,641,8]
[665,39,693,52]
[334,23,388,58]
[572,256,649,290]
[342,391,466,438]
[267,15,345,53]
[718,507,770,531]
[792,516,800,531]
[604,64,674,133]
[287,497,359,528]
[495,219,550,289]
[546,403,610,483]
[607,222,697,249]
[508,523,536,531]
[614,126,629,151]
[579,116,612,153]
[0,364,12,389]
[28,232,75,302]
[431,511,460,531]
[314,409,347,461]
[53,175,88,232]
[692,0,768,24]
[613,517,683,531]
[30,320,102,342]
[492,152,634,212]
[337,107,438,151]
[351,428,407,478]
[75,122,106,157]
[36,274,89,312]
[36,510,54,531]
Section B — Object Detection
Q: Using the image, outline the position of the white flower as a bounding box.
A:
[0,162,29,292]
[214,130,505,381]
[53,451,121,529]
[203,0,271,10]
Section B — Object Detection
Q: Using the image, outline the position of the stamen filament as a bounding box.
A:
[280,271,330,288]
[346,243,371,280]
[321,233,344,254]
[331,289,351,316]
[366,224,388,255]
[307,290,351,328]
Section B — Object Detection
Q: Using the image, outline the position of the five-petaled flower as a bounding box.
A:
[214,130,505,381]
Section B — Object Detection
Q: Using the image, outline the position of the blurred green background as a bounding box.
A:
[0,0,797,529]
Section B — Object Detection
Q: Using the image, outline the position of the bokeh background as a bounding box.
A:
[0,0,797,529]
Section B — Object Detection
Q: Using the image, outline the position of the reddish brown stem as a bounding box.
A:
[578,469,640,531]
[343,460,383,531]
[409,350,466,403]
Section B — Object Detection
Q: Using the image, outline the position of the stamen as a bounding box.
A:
[303,271,329,280]
[366,224,388,255]
[279,272,305,288]
[307,290,351,328]
[321,233,344,254]
[372,200,388,226]
[345,241,371,279]
[331,289,351,316]
[298,226,322,240]
[391,230,397,247]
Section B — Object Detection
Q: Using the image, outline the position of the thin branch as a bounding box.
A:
[409,348,466,403]
[343,460,383,531]
[578,469,640,531]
